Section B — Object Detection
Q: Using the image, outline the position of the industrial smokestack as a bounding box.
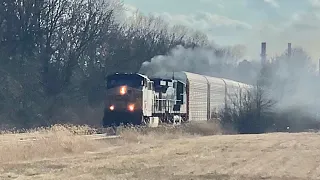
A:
[318,59,320,76]
[261,42,266,64]
[288,43,292,58]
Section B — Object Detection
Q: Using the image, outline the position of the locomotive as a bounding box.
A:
[102,71,252,127]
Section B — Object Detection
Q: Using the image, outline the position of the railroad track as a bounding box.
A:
[0,131,121,144]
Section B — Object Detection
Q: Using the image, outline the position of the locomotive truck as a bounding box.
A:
[102,71,252,127]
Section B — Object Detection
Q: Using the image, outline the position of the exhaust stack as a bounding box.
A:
[288,43,292,58]
[261,42,266,64]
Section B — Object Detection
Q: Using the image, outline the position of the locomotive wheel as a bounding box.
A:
[141,116,159,127]
[141,116,150,126]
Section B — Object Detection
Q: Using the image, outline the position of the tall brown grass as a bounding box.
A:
[0,124,102,164]
[117,120,224,143]
[0,121,223,164]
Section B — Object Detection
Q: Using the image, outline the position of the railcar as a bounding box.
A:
[184,72,252,122]
[102,71,252,127]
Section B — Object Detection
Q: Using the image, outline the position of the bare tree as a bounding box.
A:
[219,81,276,134]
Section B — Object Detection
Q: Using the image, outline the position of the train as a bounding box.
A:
[102,71,252,128]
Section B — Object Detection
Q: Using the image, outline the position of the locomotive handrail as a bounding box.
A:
[155,99,176,101]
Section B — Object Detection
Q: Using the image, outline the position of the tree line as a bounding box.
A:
[1,0,318,133]
[0,0,244,129]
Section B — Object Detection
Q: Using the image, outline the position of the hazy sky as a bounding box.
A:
[123,0,320,62]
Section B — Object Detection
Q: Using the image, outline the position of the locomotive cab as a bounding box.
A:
[102,73,154,127]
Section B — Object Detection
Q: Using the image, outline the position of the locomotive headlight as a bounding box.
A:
[128,104,135,112]
[120,86,127,95]
[109,105,115,111]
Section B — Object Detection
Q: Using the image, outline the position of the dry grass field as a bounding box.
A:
[1,122,320,180]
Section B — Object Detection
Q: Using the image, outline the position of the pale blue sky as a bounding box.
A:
[123,0,320,61]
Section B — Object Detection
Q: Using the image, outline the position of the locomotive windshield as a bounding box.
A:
[106,74,144,89]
